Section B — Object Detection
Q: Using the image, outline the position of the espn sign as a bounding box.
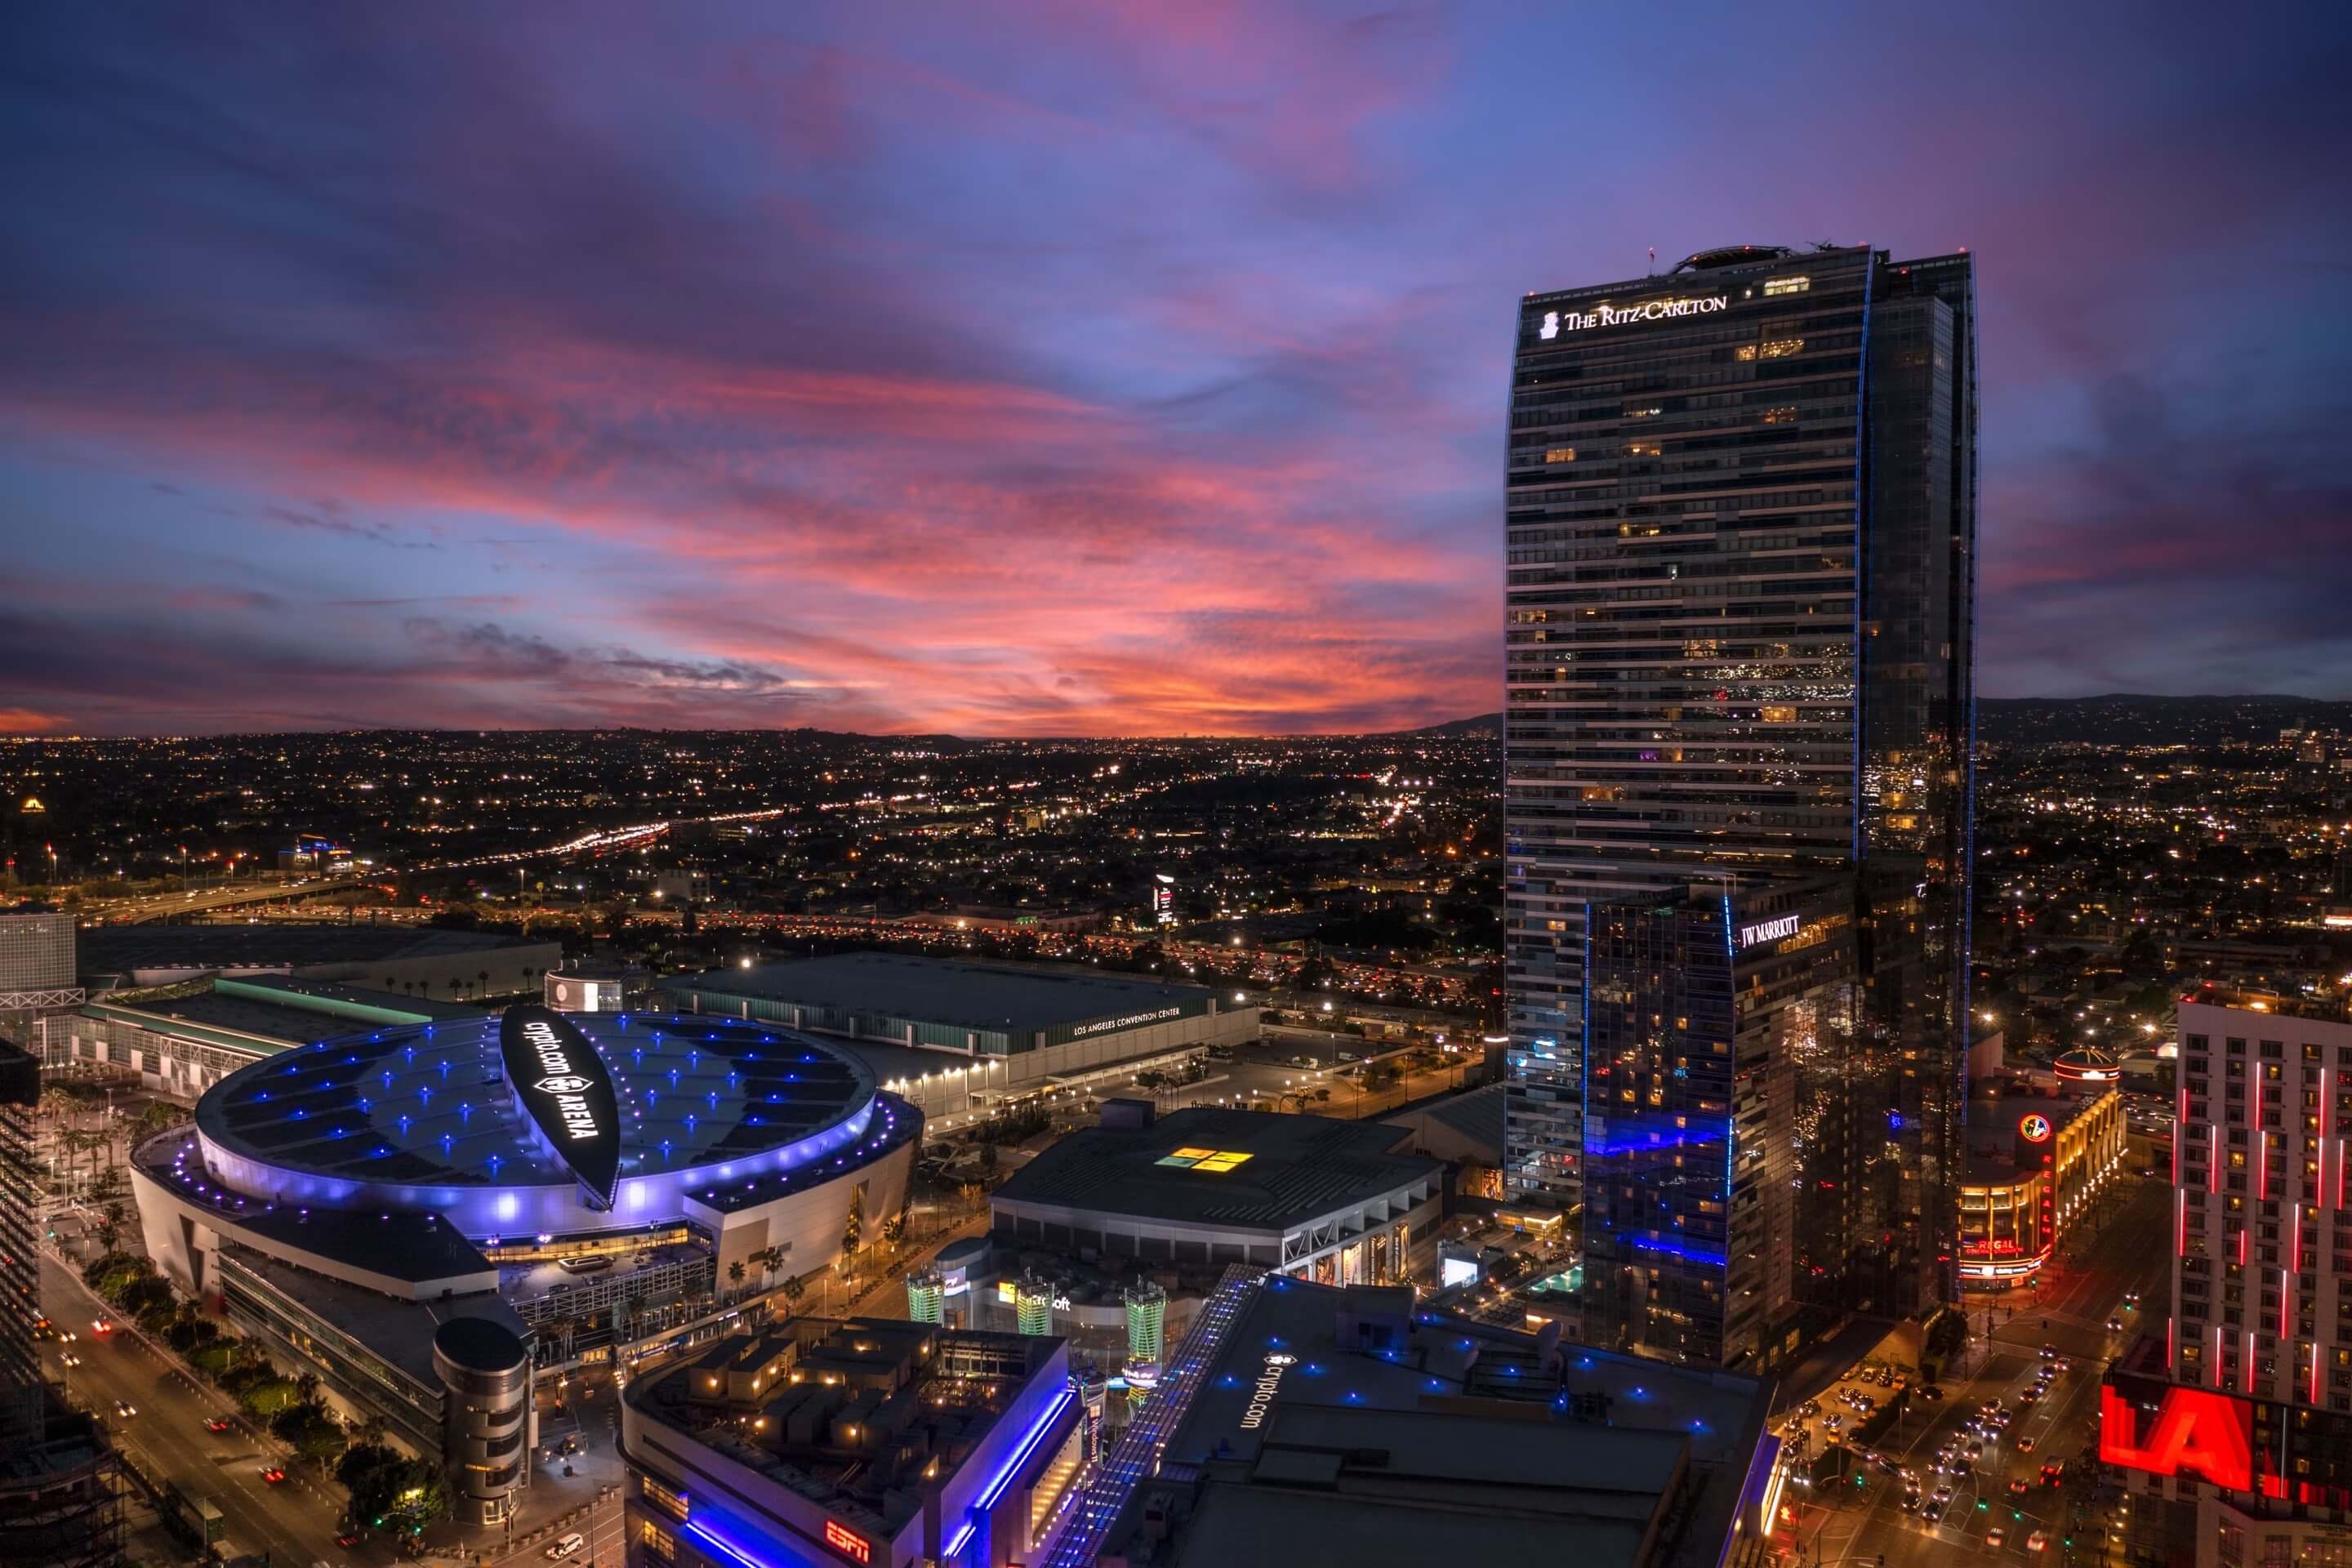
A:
[2100,1385,2253,1494]
[822,1520,872,1566]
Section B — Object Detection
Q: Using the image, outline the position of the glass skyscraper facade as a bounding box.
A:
[1503,243,1977,1347]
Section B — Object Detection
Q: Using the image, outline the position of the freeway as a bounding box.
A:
[1778,1173,2171,1568]
[41,1252,363,1568]
[82,875,363,924]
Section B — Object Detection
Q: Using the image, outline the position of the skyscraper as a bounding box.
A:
[2104,989,2352,1566]
[1503,243,1977,1354]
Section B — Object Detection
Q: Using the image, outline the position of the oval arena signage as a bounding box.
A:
[500,1004,623,1210]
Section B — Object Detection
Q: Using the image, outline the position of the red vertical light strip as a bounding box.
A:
[2245,1329,2258,1394]
[2176,1187,2188,1254]
[2211,1123,2222,1194]
[2282,1268,2292,1339]
[2167,1314,2176,1370]
[2259,1129,2270,1196]
[2312,1341,2323,1406]
[2216,1324,2226,1388]
[2239,1226,2249,1266]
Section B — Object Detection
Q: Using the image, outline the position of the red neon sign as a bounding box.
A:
[2100,1386,2254,1494]
[823,1521,872,1566]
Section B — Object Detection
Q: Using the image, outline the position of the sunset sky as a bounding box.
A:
[3,2,2347,737]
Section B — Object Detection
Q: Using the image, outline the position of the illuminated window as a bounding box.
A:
[638,1521,675,1561]
[1760,405,1798,425]
[1757,337,1805,359]
[1544,447,1577,464]
[1763,276,1811,296]
[1625,404,1664,418]
[1761,706,1798,724]
[639,1477,688,1521]
[1626,442,1661,457]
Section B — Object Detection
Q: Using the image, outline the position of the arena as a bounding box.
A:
[127,1004,920,1526]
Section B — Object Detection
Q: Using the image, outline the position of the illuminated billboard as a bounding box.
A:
[499,1004,622,1210]
[2098,1378,2352,1508]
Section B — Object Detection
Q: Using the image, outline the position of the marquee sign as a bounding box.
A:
[499,1004,622,1210]
[2100,1385,2253,1494]
[2019,1114,2053,1143]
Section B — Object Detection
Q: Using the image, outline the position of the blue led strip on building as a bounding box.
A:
[942,1386,1077,1559]
[685,1518,801,1568]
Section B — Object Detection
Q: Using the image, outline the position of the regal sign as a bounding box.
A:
[499,1004,623,1210]
[1539,295,1728,338]
[2100,1385,2254,1494]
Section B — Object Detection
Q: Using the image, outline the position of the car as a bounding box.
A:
[112,1401,135,1418]
[1922,1499,1946,1521]
[1824,1414,1844,1429]
[2107,1317,2125,1331]
[204,1416,231,1432]
[2016,1436,2037,1452]
[547,1534,586,1560]
[1989,1527,2008,1548]
[2017,1390,2039,1407]
[59,1352,79,1367]
[1919,1384,1944,1401]
[2051,1359,2071,1373]
[1934,1484,1955,1503]
[336,1535,362,1550]
[2040,1343,2057,1360]
[1967,1442,1984,1459]
[91,1318,112,1335]
[1899,1491,1922,1513]
[261,1466,287,1484]
[2028,1530,2051,1552]
[2009,1478,2032,1497]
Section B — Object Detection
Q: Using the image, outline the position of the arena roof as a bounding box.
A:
[197,1010,880,1194]
[992,1107,1440,1233]
[664,952,1218,1032]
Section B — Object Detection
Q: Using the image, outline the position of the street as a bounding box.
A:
[1779,1173,2170,1568]
[41,1251,355,1568]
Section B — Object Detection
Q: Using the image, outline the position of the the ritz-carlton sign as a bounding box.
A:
[1539,293,1728,337]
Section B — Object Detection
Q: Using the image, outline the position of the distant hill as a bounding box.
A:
[1978,696,2352,746]
[1399,712,1503,737]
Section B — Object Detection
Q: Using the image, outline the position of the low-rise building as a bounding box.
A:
[1958,1085,2126,1289]
[661,954,1257,1108]
[621,1318,1083,1568]
[991,1107,1441,1287]
[1062,1275,1781,1568]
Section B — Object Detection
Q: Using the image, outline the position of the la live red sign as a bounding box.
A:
[2100,1385,2255,1493]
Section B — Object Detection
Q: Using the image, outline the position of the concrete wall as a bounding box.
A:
[696,1136,916,1290]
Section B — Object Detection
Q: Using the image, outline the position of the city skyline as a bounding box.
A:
[5,2,2349,739]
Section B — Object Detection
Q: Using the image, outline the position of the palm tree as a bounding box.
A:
[727,1259,746,1300]
[479,969,492,999]
[780,1274,806,1318]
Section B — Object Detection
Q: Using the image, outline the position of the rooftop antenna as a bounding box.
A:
[1646,245,1657,276]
